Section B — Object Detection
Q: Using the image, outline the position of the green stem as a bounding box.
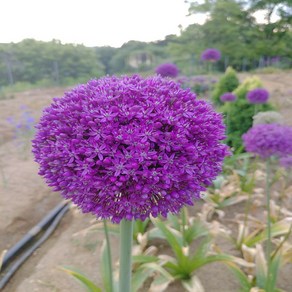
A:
[119,219,134,292]
[265,159,272,292]
[103,220,114,292]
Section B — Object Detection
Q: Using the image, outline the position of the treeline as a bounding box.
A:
[0,0,291,87]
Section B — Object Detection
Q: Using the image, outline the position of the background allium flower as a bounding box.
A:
[201,48,221,62]
[253,111,283,126]
[279,156,292,169]
[246,88,269,104]
[242,123,292,159]
[155,63,179,78]
[220,92,237,103]
[33,75,229,223]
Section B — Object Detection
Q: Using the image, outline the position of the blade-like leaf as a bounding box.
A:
[149,274,173,292]
[224,262,252,292]
[131,266,155,292]
[255,245,267,289]
[132,255,158,265]
[101,240,113,292]
[182,275,205,292]
[151,218,184,261]
[245,220,290,247]
[60,266,102,292]
[267,250,282,291]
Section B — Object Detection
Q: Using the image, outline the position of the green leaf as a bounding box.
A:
[101,240,112,292]
[245,220,290,247]
[60,266,102,292]
[255,245,267,289]
[131,266,155,292]
[225,262,252,292]
[266,251,282,291]
[149,273,173,291]
[182,275,205,292]
[132,255,158,265]
[151,218,184,261]
[134,218,150,240]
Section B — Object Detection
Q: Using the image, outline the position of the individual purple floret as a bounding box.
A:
[220,92,237,103]
[155,63,179,78]
[246,88,269,104]
[201,48,221,62]
[32,75,229,223]
[242,123,292,159]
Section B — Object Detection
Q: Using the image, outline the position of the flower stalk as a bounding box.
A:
[119,219,134,292]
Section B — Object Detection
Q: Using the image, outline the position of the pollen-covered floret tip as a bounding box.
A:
[242,123,292,159]
[32,74,229,223]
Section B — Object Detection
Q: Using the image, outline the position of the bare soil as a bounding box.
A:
[0,71,291,292]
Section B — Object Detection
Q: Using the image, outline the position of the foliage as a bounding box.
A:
[223,76,274,151]
[0,39,104,87]
[212,66,240,105]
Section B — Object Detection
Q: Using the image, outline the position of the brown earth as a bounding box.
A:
[0,71,291,292]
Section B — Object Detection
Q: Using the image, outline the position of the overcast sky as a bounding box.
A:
[0,0,203,47]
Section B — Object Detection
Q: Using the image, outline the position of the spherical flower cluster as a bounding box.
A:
[220,92,237,103]
[253,111,283,126]
[201,48,221,62]
[242,123,292,159]
[32,75,229,223]
[155,63,179,78]
[246,88,269,104]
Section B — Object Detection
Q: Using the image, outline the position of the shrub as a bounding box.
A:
[212,67,240,106]
[222,76,274,151]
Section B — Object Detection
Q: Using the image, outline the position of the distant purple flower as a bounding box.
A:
[246,88,269,104]
[243,124,292,159]
[201,48,221,62]
[32,75,229,223]
[279,156,292,170]
[220,92,237,103]
[155,63,179,78]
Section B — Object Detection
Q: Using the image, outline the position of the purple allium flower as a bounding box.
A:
[201,48,221,62]
[155,63,179,78]
[246,88,269,104]
[220,92,237,103]
[242,124,292,159]
[280,156,292,170]
[32,75,229,223]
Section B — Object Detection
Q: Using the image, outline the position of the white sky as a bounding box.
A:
[0,0,202,47]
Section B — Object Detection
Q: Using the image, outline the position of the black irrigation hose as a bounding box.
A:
[1,200,68,269]
[0,203,70,290]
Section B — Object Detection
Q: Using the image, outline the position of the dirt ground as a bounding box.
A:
[0,71,291,292]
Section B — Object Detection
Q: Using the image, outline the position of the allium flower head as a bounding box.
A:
[246,88,269,104]
[220,92,237,103]
[253,111,283,126]
[243,123,292,159]
[32,75,229,223]
[201,48,221,62]
[155,63,179,78]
